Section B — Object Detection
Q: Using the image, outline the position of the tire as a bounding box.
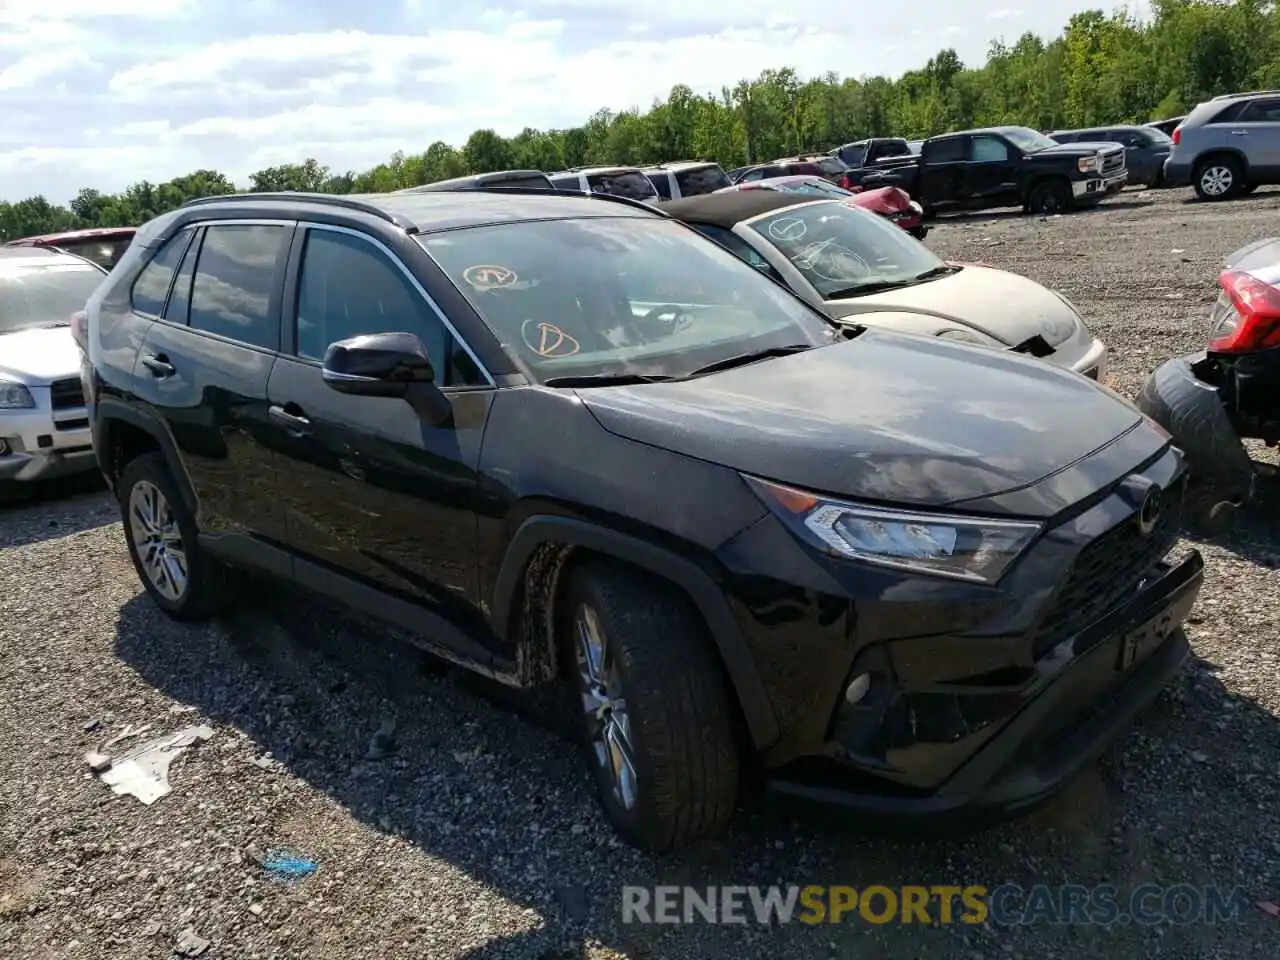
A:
[1193,156,1244,201]
[117,452,239,620]
[560,560,739,853]
[1026,179,1072,215]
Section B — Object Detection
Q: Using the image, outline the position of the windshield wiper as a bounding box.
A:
[543,373,677,388]
[826,265,959,299]
[684,344,814,378]
[910,264,961,282]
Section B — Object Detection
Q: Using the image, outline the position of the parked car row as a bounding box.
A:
[0,181,1216,857]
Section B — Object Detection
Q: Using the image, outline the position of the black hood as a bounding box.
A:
[1031,141,1122,159]
[576,331,1163,516]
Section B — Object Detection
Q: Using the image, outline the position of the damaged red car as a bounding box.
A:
[1136,237,1280,525]
[717,175,928,240]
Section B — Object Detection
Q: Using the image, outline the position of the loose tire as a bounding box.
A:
[1193,156,1244,201]
[118,452,239,620]
[561,560,739,853]
[1026,179,1072,215]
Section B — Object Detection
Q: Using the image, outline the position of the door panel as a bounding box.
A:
[265,224,494,629]
[918,137,967,206]
[963,135,1019,204]
[131,221,294,538]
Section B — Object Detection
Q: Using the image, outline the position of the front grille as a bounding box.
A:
[1030,477,1186,658]
[1100,150,1125,176]
[49,377,84,410]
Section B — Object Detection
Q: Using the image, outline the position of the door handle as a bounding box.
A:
[141,354,175,378]
[1229,130,1249,135]
[269,404,311,435]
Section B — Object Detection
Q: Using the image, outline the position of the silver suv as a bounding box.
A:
[1163,90,1280,200]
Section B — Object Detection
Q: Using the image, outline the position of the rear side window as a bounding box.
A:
[130,230,191,317]
[187,224,288,350]
[165,229,201,325]
[837,144,867,166]
[814,158,848,177]
[586,171,659,201]
[1239,98,1280,122]
[485,174,553,189]
[675,165,732,196]
[550,175,581,192]
[1208,101,1247,124]
[925,137,966,163]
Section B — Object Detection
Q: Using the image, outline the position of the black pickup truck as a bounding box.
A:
[828,138,918,185]
[862,125,1129,215]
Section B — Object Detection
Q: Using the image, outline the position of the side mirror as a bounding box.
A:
[321,332,452,426]
[321,332,435,398]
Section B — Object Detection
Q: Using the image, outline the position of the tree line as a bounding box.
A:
[3,0,1277,241]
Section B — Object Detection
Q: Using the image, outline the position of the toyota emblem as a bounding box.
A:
[1136,484,1163,536]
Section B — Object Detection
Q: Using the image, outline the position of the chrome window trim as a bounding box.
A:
[296,221,496,388]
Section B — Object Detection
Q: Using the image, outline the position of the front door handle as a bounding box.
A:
[141,354,175,378]
[269,403,311,436]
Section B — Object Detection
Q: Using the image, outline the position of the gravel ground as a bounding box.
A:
[2,186,1279,960]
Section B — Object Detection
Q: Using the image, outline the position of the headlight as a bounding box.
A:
[744,475,1042,584]
[935,328,1003,348]
[1077,155,1100,174]
[0,381,35,409]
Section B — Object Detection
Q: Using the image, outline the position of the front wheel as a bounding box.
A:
[1193,157,1244,201]
[118,452,240,620]
[1026,179,1072,215]
[562,561,739,853]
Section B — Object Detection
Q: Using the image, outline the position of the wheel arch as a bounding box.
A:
[492,515,780,750]
[96,398,197,514]
[1022,173,1070,204]
[1192,148,1250,175]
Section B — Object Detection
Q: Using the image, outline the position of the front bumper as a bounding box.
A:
[1073,170,1128,201]
[0,399,96,483]
[1136,352,1256,499]
[767,551,1201,822]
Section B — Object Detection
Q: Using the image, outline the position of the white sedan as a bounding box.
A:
[662,191,1108,380]
[0,247,105,484]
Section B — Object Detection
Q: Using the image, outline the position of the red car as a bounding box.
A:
[717,175,928,240]
[6,226,137,270]
[732,155,858,191]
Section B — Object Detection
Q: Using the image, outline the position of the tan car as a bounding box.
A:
[663,191,1108,380]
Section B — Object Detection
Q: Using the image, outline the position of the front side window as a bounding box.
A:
[419,216,837,382]
[130,230,191,317]
[1239,98,1280,122]
[674,165,732,196]
[970,136,1009,162]
[294,229,481,386]
[187,224,288,350]
[587,171,659,202]
[746,200,946,300]
[0,256,104,334]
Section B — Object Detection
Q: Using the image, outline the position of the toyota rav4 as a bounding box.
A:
[81,189,1203,852]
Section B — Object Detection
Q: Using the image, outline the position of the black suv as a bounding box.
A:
[81,189,1203,852]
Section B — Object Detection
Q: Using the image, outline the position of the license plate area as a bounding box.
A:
[1116,606,1176,672]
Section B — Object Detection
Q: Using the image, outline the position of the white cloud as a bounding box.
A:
[0,0,1113,203]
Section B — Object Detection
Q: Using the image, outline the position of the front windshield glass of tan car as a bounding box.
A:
[746,200,947,299]
[418,216,841,383]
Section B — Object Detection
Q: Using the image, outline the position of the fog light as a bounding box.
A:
[0,438,11,456]
[845,673,871,705]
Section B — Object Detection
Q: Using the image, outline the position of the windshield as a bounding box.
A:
[1001,127,1059,153]
[770,178,855,198]
[419,217,839,382]
[587,171,659,202]
[746,200,947,299]
[0,259,103,334]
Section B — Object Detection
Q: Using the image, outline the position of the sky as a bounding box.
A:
[0,0,1148,204]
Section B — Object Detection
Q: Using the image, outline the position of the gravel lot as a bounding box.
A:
[2,186,1278,960]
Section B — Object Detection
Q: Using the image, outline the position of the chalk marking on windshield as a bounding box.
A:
[767,217,807,242]
[462,264,518,290]
[521,318,581,358]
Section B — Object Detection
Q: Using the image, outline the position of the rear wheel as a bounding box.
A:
[561,561,739,853]
[1026,179,1072,215]
[118,453,240,620]
[1193,157,1244,200]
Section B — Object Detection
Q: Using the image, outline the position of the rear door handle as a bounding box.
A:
[269,404,311,436]
[1229,130,1249,135]
[141,354,175,378]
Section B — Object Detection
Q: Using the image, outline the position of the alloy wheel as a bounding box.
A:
[128,480,188,601]
[1200,165,1233,197]
[573,604,638,810]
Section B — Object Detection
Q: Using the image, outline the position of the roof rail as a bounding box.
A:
[429,184,672,217]
[1211,89,1280,100]
[646,159,715,169]
[180,192,414,229]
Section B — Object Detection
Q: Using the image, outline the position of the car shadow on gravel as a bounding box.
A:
[0,474,114,549]
[933,199,1156,227]
[112,581,1280,960]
